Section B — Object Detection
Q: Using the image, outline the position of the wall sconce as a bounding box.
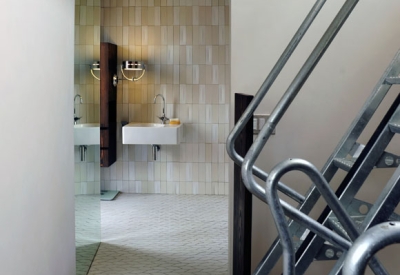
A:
[89,60,146,86]
[90,60,118,86]
[90,61,100,80]
[120,61,146,81]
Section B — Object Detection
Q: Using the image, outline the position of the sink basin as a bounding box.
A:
[122,122,183,145]
[74,123,100,145]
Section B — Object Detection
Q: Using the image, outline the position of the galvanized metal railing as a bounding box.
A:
[226,0,328,204]
[343,222,400,275]
[227,0,363,208]
[227,0,366,274]
[265,158,389,275]
[228,0,400,273]
[240,0,359,206]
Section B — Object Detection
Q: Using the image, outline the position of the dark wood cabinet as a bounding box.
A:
[100,42,117,167]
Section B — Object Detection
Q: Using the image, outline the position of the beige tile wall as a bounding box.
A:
[75,0,101,125]
[74,0,101,195]
[74,145,101,195]
[100,0,230,195]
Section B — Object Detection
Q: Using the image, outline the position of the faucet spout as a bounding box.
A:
[74,94,83,124]
[153,94,169,124]
[74,94,83,104]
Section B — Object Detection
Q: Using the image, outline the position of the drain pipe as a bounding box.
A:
[79,145,87,161]
[152,145,160,161]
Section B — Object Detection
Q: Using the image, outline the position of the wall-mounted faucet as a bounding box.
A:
[74,94,83,124]
[153,94,169,124]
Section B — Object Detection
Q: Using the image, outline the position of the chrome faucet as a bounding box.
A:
[153,94,169,124]
[74,94,83,124]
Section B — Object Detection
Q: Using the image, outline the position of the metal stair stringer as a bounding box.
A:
[225,0,400,272]
[254,49,400,275]
[293,93,400,275]
[328,111,400,274]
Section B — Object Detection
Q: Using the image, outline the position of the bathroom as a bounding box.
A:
[74,0,230,195]
[74,0,230,274]
[4,1,400,275]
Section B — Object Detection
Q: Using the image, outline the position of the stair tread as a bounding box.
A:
[389,121,400,133]
[385,76,400,85]
[333,157,356,172]
[329,212,400,233]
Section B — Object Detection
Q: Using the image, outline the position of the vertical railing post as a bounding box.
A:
[233,93,254,275]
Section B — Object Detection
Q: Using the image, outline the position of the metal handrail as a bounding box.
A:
[236,0,360,205]
[265,158,389,275]
[272,196,351,252]
[226,0,328,204]
[242,0,360,204]
[228,1,399,274]
[343,222,400,275]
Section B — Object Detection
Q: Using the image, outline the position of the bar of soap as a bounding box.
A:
[169,118,180,125]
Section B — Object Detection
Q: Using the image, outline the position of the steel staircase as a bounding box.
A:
[227,0,400,274]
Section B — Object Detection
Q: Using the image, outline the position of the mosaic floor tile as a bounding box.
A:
[88,194,228,275]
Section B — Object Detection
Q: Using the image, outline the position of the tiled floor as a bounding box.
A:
[75,195,101,275]
[88,193,228,275]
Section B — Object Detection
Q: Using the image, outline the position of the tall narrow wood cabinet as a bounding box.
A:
[100,42,117,167]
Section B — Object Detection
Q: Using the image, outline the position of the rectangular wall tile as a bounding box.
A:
[100,0,230,195]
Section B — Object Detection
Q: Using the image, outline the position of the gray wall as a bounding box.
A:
[231,1,400,274]
[0,0,75,274]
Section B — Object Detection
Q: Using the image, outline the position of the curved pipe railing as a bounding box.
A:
[239,0,360,209]
[272,196,351,252]
[265,158,389,275]
[226,0,328,204]
[343,222,400,275]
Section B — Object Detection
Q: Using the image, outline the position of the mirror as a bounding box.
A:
[74,1,101,275]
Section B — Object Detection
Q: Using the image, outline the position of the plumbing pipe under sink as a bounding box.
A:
[152,145,160,161]
[79,145,87,161]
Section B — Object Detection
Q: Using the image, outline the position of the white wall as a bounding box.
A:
[0,1,75,274]
[231,0,400,274]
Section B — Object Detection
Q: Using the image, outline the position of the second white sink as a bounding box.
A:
[122,122,183,145]
[74,123,100,145]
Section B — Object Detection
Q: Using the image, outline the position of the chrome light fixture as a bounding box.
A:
[121,61,146,81]
[89,60,146,86]
[90,61,101,80]
[90,60,118,86]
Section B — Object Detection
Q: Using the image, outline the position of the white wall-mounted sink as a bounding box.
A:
[122,123,183,145]
[74,123,100,145]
